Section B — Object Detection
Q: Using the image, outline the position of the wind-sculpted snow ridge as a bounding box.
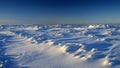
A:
[0,24,120,68]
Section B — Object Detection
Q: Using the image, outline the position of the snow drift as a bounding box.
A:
[0,24,120,68]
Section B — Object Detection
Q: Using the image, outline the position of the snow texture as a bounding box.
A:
[0,24,120,68]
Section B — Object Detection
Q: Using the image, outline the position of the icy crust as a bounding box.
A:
[0,24,120,68]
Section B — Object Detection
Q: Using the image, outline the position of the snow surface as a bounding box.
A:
[0,24,120,68]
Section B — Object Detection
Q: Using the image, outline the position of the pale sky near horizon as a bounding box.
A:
[0,0,120,24]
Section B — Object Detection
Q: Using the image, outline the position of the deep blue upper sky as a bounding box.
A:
[0,0,120,24]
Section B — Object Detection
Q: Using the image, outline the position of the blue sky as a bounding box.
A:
[0,0,120,24]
